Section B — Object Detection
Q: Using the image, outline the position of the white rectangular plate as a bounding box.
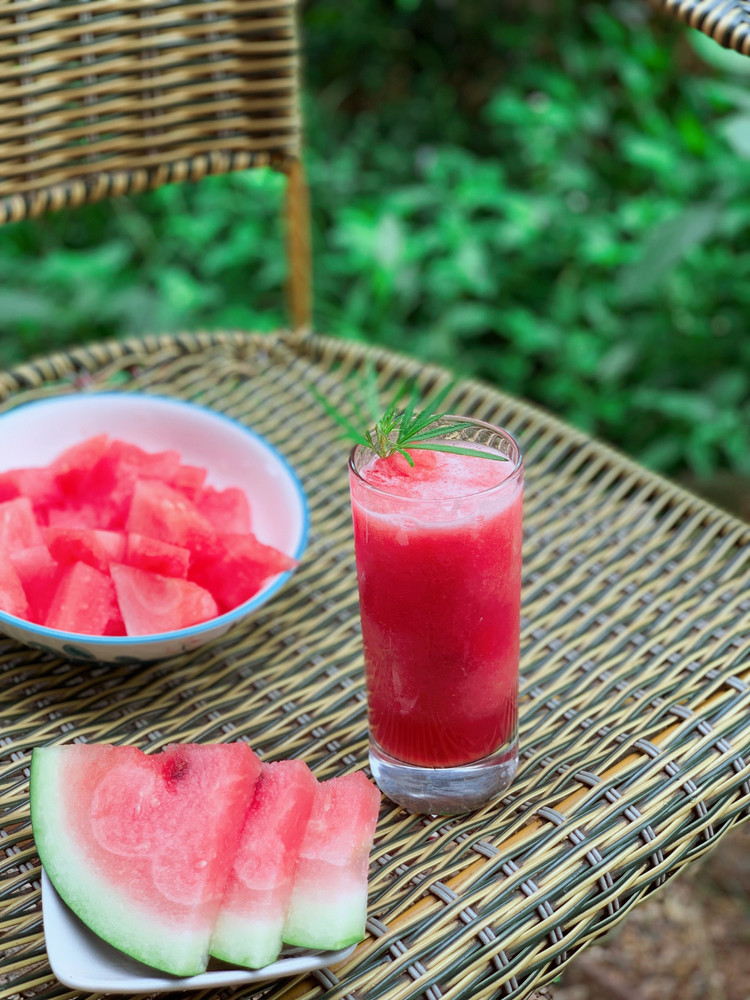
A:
[42,871,356,993]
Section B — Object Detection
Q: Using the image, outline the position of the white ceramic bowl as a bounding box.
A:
[0,393,308,662]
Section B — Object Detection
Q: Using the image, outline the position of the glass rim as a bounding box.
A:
[348,415,524,502]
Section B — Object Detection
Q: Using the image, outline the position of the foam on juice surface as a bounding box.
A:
[361,447,513,500]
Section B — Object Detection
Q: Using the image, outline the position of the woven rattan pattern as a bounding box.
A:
[652,0,750,53]
[0,332,748,1000]
[0,0,300,223]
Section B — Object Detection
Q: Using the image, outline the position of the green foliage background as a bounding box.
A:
[1,0,749,481]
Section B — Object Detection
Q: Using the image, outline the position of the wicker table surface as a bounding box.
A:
[1,330,748,1000]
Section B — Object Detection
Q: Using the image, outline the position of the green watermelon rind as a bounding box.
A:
[282,873,368,952]
[30,747,208,978]
[210,912,284,970]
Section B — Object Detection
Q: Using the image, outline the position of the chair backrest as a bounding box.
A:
[650,0,750,54]
[0,0,311,329]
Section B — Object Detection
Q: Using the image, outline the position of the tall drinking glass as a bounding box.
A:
[349,416,523,814]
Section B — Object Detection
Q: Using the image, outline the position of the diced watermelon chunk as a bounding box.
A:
[30,743,262,977]
[190,532,296,614]
[11,547,63,625]
[51,435,112,500]
[126,479,216,552]
[0,558,29,618]
[110,564,218,636]
[195,487,251,535]
[210,760,318,969]
[107,439,182,483]
[0,496,44,554]
[0,466,62,513]
[169,463,208,501]
[125,533,190,579]
[10,543,56,583]
[282,772,380,951]
[46,503,106,530]
[93,441,185,529]
[44,528,126,572]
[45,562,125,635]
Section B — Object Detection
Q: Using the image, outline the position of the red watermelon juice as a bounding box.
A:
[349,417,523,814]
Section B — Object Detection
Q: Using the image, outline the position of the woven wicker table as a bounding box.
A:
[0,330,748,1000]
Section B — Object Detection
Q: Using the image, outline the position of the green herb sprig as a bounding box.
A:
[311,364,507,465]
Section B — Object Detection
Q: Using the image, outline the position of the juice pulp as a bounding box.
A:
[350,447,523,768]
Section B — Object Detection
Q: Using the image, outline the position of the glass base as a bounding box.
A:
[369,737,518,815]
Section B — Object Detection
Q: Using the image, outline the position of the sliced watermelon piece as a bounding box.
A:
[190,532,296,614]
[124,533,190,579]
[44,528,126,572]
[30,743,261,977]
[0,558,29,618]
[210,760,317,969]
[282,772,380,951]
[0,496,44,554]
[126,479,216,552]
[195,487,251,535]
[45,562,125,635]
[110,563,218,636]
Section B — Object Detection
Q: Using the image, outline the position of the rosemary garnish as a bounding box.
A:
[311,364,508,465]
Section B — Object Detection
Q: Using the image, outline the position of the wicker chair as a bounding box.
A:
[0,0,311,330]
[651,0,750,53]
[0,5,748,1000]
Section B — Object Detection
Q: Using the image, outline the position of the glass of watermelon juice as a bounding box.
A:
[349,416,523,814]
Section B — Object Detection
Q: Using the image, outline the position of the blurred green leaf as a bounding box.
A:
[616,204,723,303]
[0,0,748,482]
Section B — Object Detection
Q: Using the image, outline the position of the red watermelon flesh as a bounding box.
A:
[93,441,183,529]
[210,759,317,969]
[190,532,297,614]
[282,772,381,951]
[44,528,126,572]
[46,502,104,531]
[125,533,190,578]
[0,497,44,554]
[11,543,56,582]
[0,558,29,618]
[127,479,216,552]
[0,467,62,512]
[51,435,111,500]
[196,487,251,535]
[10,544,58,624]
[169,463,208,500]
[110,563,218,636]
[45,562,125,635]
[30,743,262,977]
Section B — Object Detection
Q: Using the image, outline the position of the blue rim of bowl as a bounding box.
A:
[0,392,310,646]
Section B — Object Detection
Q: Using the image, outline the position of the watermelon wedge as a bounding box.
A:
[210,760,317,969]
[282,772,381,952]
[31,743,261,977]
